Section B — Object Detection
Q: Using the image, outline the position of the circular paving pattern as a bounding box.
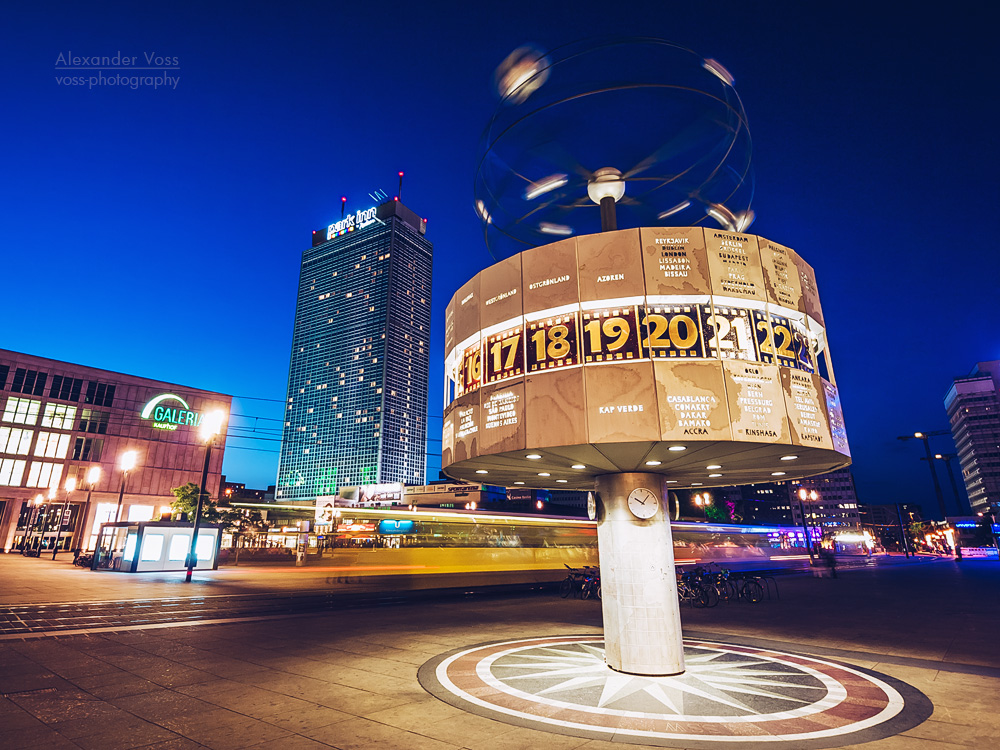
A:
[418,636,932,748]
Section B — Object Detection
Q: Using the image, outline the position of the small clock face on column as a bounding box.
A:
[587,492,597,520]
[627,487,658,519]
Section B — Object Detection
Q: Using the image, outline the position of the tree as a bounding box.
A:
[705,504,730,523]
[170,482,223,523]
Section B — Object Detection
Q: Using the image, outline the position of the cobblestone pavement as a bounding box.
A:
[0,555,996,749]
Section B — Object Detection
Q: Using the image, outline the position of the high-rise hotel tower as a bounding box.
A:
[276,199,432,501]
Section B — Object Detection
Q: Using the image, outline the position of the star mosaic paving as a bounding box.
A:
[418,635,933,749]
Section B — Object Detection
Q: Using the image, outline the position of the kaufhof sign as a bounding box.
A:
[140,393,204,431]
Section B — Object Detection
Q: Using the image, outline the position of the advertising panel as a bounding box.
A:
[576,229,645,302]
[722,361,790,443]
[654,360,733,441]
[640,227,712,295]
[585,362,660,443]
[780,369,834,449]
[704,230,766,302]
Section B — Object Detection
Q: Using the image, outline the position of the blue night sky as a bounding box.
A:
[3,1,997,519]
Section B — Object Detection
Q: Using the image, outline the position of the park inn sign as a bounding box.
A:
[140,393,204,431]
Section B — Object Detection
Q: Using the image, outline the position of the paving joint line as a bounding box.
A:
[686,628,1000,679]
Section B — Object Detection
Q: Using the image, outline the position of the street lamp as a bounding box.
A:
[933,453,966,515]
[24,493,46,553]
[52,476,77,560]
[693,492,711,521]
[73,466,102,556]
[185,410,226,583]
[897,430,949,519]
[797,488,816,562]
[114,450,138,523]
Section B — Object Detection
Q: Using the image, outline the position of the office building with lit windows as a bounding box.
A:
[945,361,1000,513]
[276,199,432,501]
[790,467,861,530]
[0,349,231,552]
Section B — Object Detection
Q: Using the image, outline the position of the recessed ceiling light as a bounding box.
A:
[556,479,568,483]
[706,464,721,470]
[666,480,677,484]
[645,460,662,466]
[709,473,722,478]
[514,481,525,485]
[538,472,550,477]
[526,454,542,460]
[476,470,488,474]
[572,464,586,469]
[780,455,798,461]
[692,482,703,486]
[771,471,786,476]
[668,445,687,452]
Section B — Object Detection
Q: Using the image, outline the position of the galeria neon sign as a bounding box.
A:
[140,394,203,431]
[327,206,378,239]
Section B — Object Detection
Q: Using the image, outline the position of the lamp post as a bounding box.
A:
[798,488,816,562]
[693,492,711,521]
[185,410,226,583]
[894,503,911,558]
[25,494,45,553]
[587,167,626,231]
[52,477,77,560]
[114,450,138,523]
[934,453,966,515]
[897,431,949,519]
[73,466,102,556]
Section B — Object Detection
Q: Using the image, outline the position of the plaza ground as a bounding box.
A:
[0,554,997,749]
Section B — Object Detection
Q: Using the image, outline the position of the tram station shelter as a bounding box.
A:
[0,349,231,554]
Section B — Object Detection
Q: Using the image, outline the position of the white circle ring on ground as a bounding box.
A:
[418,636,933,749]
[627,487,658,519]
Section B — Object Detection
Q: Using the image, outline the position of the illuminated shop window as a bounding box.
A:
[0,458,26,486]
[168,534,190,561]
[0,426,32,455]
[2,397,41,425]
[34,432,70,459]
[41,403,77,429]
[25,461,63,488]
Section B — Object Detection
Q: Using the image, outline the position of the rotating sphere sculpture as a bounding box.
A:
[475,38,755,262]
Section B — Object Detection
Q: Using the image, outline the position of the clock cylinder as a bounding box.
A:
[595,472,685,675]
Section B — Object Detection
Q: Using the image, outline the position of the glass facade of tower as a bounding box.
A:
[276,200,432,501]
